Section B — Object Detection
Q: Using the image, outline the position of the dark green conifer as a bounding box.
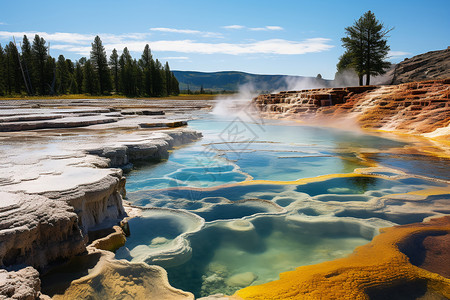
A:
[119,47,134,96]
[109,48,119,93]
[56,55,69,94]
[139,44,153,96]
[90,36,110,94]
[21,35,34,94]
[5,42,23,94]
[83,59,99,95]
[31,35,48,95]
[0,44,6,95]
[339,11,392,85]
[74,60,84,94]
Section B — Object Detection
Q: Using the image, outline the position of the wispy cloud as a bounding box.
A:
[0,22,7,25]
[222,25,284,31]
[250,26,284,31]
[223,25,245,30]
[388,51,411,58]
[162,56,190,60]
[150,27,223,38]
[0,31,150,44]
[105,38,333,55]
[0,30,333,56]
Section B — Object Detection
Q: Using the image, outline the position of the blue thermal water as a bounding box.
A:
[126,115,408,191]
[118,113,449,297]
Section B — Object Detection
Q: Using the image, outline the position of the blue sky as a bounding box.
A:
[0,0,449,79]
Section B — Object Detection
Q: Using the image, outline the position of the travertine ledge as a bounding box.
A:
[0,99,209,299]
[253,79,450,138]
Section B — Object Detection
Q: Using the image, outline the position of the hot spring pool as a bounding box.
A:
[117,113,450,297]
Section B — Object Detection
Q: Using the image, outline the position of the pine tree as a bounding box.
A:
[83,59,98,95]
[56,54,69,94]
[170,73,180,95]
[5,42,23,94]
[45,56,56,95]
[90,36,110,94]
[66,58,74,74]
[21,35,34,95]
[139,44,153,96]
[31,34,48,95]
[65,58,77,94]
[339,11,392,85]
[336,51,354,73]
[152,59,164,96]
[119,47,134,96]
[164,62,172,96]
[134,59,143,96]
[0,44,5,95]
[109,48,119,93]
[74,60,84,94]
[4,44,13,94]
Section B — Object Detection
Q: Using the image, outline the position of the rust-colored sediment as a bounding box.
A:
[235,216,450,300]
[253,79,450,137]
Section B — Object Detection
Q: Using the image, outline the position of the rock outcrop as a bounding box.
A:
[253,79,450,137]
[391,47,450,84]
[0,267,47,300]
[0,192,85,269]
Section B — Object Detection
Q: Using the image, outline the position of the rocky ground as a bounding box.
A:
[0,98,213,299]
[390,47,450,85]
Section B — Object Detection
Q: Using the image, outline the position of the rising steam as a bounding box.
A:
[212,83,260,121]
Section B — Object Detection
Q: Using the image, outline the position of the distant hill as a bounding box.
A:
[172,71,332,92]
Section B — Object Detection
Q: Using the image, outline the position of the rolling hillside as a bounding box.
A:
[172,71,331,92]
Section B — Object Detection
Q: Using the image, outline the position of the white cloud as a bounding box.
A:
[0,31,151,45]
[388,51,411,58]
[105,38,333,55]
[0,30,333,56]
[150,27,223,38]
[265,26,284,31]
[249,26,284,31]
[151,27,200,34]
[0,22,7,25]
[51,44,91,55]
[223,25,245,30]
[223,25,283,31]
[162,56,190,60]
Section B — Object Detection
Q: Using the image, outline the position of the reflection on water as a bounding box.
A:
[119,113,450,296]
[367,153,450,180]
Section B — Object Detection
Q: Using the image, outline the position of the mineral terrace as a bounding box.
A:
[0,98,211,299]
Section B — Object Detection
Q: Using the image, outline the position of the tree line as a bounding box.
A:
[0,35,179,97]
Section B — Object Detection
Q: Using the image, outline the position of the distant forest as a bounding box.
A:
[0,35,179,97]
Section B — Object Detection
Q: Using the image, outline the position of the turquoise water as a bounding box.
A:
[126,115,406,191]
[119,112,449,297]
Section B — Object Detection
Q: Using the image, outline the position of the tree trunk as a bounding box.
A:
[366,73,370,85]
[359,74,363,86]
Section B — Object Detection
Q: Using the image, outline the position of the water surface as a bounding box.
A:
[119,112,449,297]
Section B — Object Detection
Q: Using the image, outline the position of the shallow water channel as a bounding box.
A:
[116,112,449,297]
